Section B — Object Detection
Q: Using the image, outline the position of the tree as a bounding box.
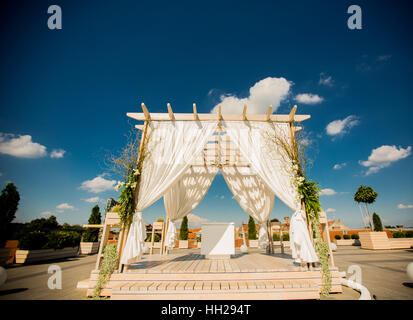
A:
[354,185,378,231]
[179,216,189,241]
[248,216,257,240]
[104,198,118,214]
[83,205,102,242]
[372,212,383,232]
[0,183,20,246]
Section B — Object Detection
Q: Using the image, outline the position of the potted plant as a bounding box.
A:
[196,234,202,248]
[178,216,189,248]
[247,216,258,248]
[80,205,102,255]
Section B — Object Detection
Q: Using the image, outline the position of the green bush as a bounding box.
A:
[372,212,383,232]
[273,233,280,241]
[146,233,161,242]
[334,234,341,240]
[343,234,350,240]
[282,233,289,241]
[46,230,81,249]
[83,205,102,242]
[179,216,189,240]
[351,234,359,239]
[392,231,405,238]
[405,231,413,238]
[18,231,48,250]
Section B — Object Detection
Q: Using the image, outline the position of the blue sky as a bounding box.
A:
[0,0,412,228]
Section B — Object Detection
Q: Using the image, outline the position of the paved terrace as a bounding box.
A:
[0,247,411,300]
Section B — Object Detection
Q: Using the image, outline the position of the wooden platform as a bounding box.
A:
[87,249,342,300]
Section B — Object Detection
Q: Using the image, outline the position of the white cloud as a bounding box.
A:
[397,204,413,209]
[0,133,47,158]
[50,149,66,159]
[320,188,337,196]
[294,93,323,105]
[326,115,360,136]
[360,145,411,175]
[220,195,225,200]
[79,175,117,193]
[56,203,75,212]
[377,55,391,61]
[83,196,100,203]
[325,208,336,213]
[211,77,292,114]
[333,163,347,170]
[40,211,53,216]
[185,213,209,229]
[319,73,334,86]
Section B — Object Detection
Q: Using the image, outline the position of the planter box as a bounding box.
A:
[388,238,413,249]
[248,240,258,248]
[0,248,11,266]
[272,241,290,247]
[336,239,361,246]
[359,232,391,250]
[179,240,188,249]
[15,247,79,264]
[80,242,100,255]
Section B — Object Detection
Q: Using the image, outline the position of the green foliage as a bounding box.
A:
[104,198,118,213]
[351,234,359,239]
[392,231,406,238]
[196,234,202,242]
[354,186,378,204]
[83,205,102,242]
[93,244,118,298]
[179,216,189,240]
[248,216,257,240]
[282,233,289,241]
[46,231,81,249]
[273,233,280,241]
[405,231,413,238]
[297,179,321,221]
[372,212,383,232]
[146,233,161,242]
[26,216,60,233]
[0,183,20,246]
[18,231,48,250]
[334,234,341,240]
[343,234,350,240]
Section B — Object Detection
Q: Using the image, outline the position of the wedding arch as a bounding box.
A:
[104,102,335,278]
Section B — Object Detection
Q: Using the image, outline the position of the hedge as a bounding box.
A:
[351,234,359,239]
[334,235,341,240]
[18,230,81,250]
[343,234,350,240]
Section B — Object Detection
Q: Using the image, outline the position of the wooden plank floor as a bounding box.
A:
[126,251,306,274]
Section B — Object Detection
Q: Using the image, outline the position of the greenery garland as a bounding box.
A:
[264,125,332,296]
[92,243,118,299]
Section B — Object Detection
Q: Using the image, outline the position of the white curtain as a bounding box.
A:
[163,165,219,249]
[289,209,319,263]
[223,121,300,211]
[221,166,274,248]
[121,121,217,264]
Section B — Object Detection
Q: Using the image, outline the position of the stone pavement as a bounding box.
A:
[0,254,96,300]
[331,246,413,300]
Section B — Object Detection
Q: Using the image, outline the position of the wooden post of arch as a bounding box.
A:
[117,104,151,271]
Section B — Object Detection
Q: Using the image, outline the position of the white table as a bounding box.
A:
[201,222,235,259]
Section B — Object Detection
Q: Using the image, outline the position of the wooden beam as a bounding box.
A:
[167,103,175,120]
[242,105,247,120]
[193,103,198,120]
[82,224,104,228]
[218,104,222,120]
[141,103,150,120]
[135,125,144,130]
[266,105,272,121]
[289,105,297,123]
[127,112,310,122]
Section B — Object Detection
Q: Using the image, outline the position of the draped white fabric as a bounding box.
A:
[223,121,300,211]
[289,209,319,263]
[121,121,217,264]
[221,166,274,248]
[163,165,219,249]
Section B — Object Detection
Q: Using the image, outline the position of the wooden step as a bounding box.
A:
[110,279,320,300]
